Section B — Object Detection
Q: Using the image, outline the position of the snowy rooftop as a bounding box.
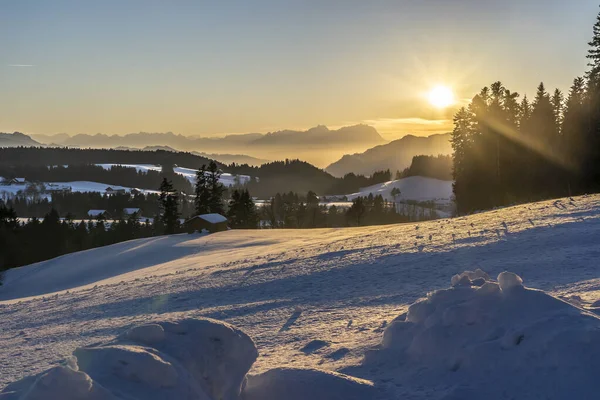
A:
[123,208,141,215]
[87,209,108,216]
[191,213,228,224]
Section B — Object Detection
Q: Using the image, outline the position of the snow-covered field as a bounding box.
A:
[346,176,453,203]
[97,163,252,187]
[0,181,159,199]
[2,195,600,399]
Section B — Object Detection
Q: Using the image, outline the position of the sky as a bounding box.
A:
[1,0,599,140]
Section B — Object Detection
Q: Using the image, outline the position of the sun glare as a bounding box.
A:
[428,85,455,109]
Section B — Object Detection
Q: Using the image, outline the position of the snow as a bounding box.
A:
[87,210,107,217]
[3,318,257,400]
[346,176,453,202]
[123,208,141,215]
[97,163,251,187]
[197,213,227,224]
[242,368,375,400]
[2,195,600,399]
[48,181,160,195]
[0,180,159,198]
[359,271,600,399]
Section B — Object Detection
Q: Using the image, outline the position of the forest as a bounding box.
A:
[452,11,600,214]
[0,153,401,198]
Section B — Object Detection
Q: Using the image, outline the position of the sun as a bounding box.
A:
[428,85,455,109]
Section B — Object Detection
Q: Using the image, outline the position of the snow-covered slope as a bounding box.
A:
[97,163,251,187]
[2,195,600,399]
[0,181,159,199]
[346,176,453,202]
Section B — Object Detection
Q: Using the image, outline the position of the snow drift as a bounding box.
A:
[1,318,375,400]
[359,270,600,399]
[4,270,600,400]
[1,318,258,400]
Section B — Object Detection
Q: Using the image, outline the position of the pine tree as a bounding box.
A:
[227,189,258,229]
[346,197,366,226]
[194,164,210,215]
[586,8,600,191]
[159,178,180,234]
[451,106,476,213]
[519,95,532,129]
[207,161,225,215]
[587,8,600,84]
[226,189,243,227]
[551,89,564,135]
[562,77,587,172]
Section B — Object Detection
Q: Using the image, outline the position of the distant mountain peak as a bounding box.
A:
[0,132,42,147]
[325,132,452,177]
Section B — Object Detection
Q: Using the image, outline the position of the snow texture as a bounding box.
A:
[2,318,257,400]
[242,368,375,400]
[3,195,600,399]
[358,272,600,399]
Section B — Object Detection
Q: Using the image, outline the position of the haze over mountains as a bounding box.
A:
[0,132,41,147]
[325,133,452,177]
[30,125,386,167]
[6,127,453,176]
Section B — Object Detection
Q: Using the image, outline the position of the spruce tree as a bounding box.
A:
[586,8,600,191]
[194,164,210,215]
[562,77,587,171]
[587,8,600,84]
[206,161,225,215]
[159,178,180,234]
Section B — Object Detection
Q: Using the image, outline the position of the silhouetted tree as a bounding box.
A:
[159,178,180,234]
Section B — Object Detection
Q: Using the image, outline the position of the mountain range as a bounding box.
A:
[0,132,42,147]
[325,133,452,177]
[30,125,386,167]
[8,127,453,175]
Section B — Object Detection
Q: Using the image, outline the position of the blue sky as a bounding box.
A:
[1,0,599,139]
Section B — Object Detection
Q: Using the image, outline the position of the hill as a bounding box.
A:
[345,176,453,202]
[1,195,600,399]
[0,132,41,148]
[325,133,452,177]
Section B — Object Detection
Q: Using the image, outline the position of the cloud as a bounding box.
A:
[7,64,34,67]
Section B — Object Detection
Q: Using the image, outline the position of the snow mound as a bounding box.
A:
[450,268,490,287]
[2,318,257,400]
[11,366,117,400]
[497,271,524,291]
[242,368,376,400]
[364,271,600,399]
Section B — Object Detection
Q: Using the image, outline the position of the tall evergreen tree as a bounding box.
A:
[562,77,587,174]
[194,164,210,215]
[587,8,600,84]
[551,89,564,136]
[206,161,225,215]
[586,8,600,191]
[159,178,180,234]
[227,189,258,229]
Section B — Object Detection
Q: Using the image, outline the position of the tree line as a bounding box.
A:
[259,191,439,229]
[0,205,162,273]
[396,155,453,181]
[452,9,600,214]
[0,164,194,193]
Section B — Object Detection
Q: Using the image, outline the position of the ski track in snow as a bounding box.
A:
[1,195,600,396]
